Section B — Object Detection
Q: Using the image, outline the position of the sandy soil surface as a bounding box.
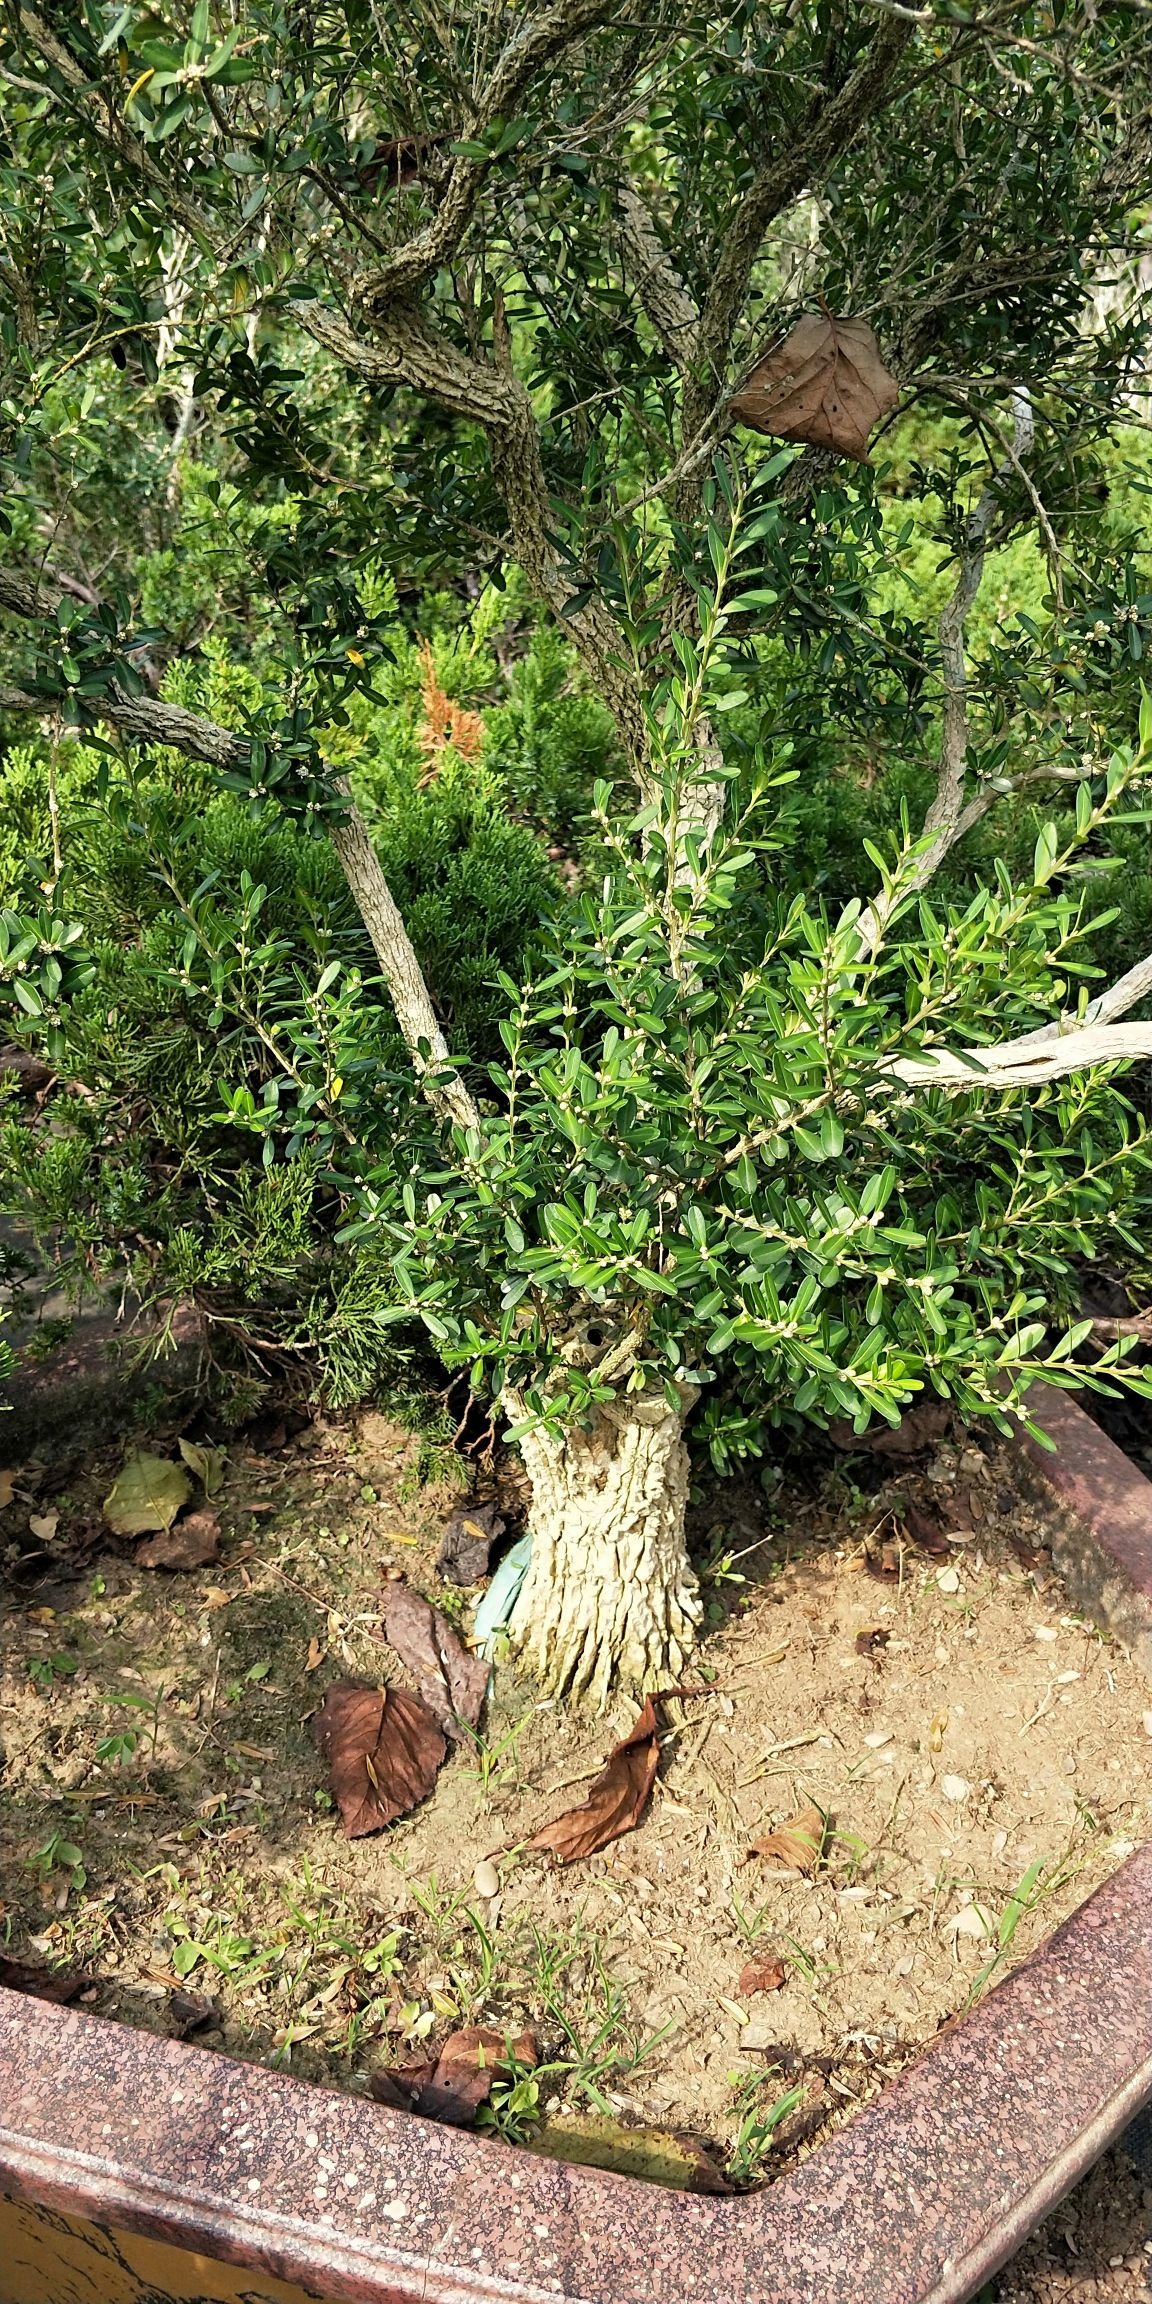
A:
[1,1402,1150,2182]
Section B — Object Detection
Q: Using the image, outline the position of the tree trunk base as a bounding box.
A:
[506,1397,701,1709]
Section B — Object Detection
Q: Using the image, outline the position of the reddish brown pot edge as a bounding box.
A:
[2,1842,1152,2304]
[1014,1384,1152,1679]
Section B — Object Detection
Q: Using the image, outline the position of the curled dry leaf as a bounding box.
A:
[737,1956,786,1997]
[381,1584,488,1741]
[437,1501,505,1586]
[137,1510,220,1571]
[313,1681,446,1838]
[305,1635,324,1673]
[748,1805,826,1875]
[0,1954,85,2003]
[168,1988,217,2038]
[901,1501,951,1558]
[524,1694,663,1865]
[104,1451,192,1537]
[731,314,898,460]
[854,1625,889,1659]
[28,1511,59,1544]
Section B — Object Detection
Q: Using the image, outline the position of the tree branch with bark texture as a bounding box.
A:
[300,300,649,779]
[0,569,479,1132]
[855,387,1036,958]
[680,14,915,458]
[359,0,622,308]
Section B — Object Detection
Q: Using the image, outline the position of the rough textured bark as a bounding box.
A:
[328,797,479,1132]
[507,1394,701,1710]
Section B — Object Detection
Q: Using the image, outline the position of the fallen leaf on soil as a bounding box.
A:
[437,1501,505,1586]
[929,1706,949,1752]
[368,2058,438,2110]
[730,313,899,460]
[738,1956,786,1996]
[0,1955,84,2003]
[901,1502,950,1558]
[313,1681,446,1837]
[28,1511,59,1543]
[855,1625,889,1658]
[369,2027,537,2123]
[169,1988,217,2037]
[525,2110,731,2193]
[178,1437,226,1498]
[524,1695,664,1863]
[415,2025,538,2125]
[305,1636,324,1672]
[748,1805,826,1875]
[1009,1531,1047,1572]
[104,1451,192,1536]
[0,1470,14,1508]
[137,1510,220,1571]
[199,1586,232,1610]
[381,1585,488,1740]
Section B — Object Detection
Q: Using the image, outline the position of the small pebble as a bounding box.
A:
[863,1730,893,1749]
[941,1774,970,1802]
[936,1567,961,1595]
[473,1859,500,1899]
[1142,1711,1152,1739]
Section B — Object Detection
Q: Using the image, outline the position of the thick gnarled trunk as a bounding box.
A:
[507,1395,701,1710]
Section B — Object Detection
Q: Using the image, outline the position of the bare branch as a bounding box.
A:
[0,568,478,1131]
[885,1020,1152,1091]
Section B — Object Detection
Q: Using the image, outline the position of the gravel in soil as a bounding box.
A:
[1,1405,1150,2184]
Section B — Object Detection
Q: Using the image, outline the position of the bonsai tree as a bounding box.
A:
[3,0,1152,1701]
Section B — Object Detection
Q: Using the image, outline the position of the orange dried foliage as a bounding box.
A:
[417,640,484,784]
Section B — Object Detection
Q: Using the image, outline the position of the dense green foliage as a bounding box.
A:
[2,0,1152,1462]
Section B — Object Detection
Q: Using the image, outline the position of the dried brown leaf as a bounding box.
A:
[524,1695,662,1864]
[0,1469,14,1509]
[168,1988,217,2037]
[0,1955,85,2003]
[731,314,899,461]
[854,1625,890,1659]
[137,1510,220,1571]
[381,1584,487,1740]
[737,1957,786,1997]
[305,1635,324,1672]
[901,1502,951,1557]
[313,1681,446,1838]
[437,1502,505,1586]
[413,2025,539,2126]
[748,1805,826,1875]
